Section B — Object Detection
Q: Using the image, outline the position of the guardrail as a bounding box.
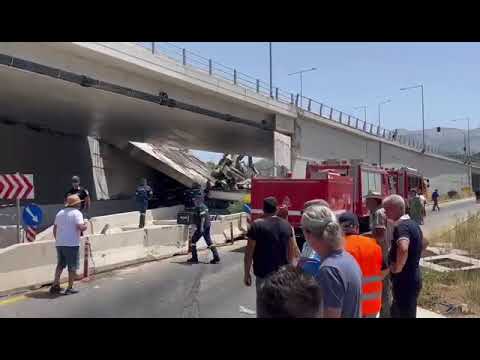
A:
[135,42,440,154]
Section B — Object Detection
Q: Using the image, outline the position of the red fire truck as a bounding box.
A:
[251,159,391,236]
[251,169,353,227]
[307,159,391,231]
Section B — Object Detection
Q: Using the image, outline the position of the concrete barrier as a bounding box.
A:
[89,205,183,234]
[0,239,86,294]
[87,230,147,272]
[89,211,151,235]
[0,212,247,295]
[144,225,188,258]
[150,205,184,221]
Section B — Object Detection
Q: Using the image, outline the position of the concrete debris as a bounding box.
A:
[210,154,258,191]
[127,142,213,189]
[440,302,470,315]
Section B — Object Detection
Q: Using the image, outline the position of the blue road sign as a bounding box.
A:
[22,203,43,228]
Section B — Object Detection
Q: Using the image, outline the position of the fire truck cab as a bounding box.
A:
[387,167,427,199]
[307,159,391,232]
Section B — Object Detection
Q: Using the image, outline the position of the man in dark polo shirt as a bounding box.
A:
[243,196,294,317]
[65,176,91,215]
[383,194,426,318]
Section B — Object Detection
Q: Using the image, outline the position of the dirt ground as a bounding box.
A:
[419,249,480,317]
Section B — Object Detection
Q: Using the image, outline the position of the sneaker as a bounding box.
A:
[64,288,79,295]
[186,258,199,264]
[210,258,220,264]
[49,285,62,294]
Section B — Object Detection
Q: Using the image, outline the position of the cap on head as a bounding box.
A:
[65,194,82,208]
[337,212,359,234]
[263,196,278,214]
[365,191,383,201]
[72,176,80,183]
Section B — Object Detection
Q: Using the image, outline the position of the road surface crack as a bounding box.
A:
[181,265,206,318]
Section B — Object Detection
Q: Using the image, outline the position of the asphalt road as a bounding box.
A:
[422,198,478,235]
[0,198,478,318]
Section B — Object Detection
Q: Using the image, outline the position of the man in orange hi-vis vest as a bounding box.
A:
[338,212,389,318]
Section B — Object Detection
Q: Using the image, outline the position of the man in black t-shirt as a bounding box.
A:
[383,194,426,318]
[65,176,91,215]
[244,196,294,317]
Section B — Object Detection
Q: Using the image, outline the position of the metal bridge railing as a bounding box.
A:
[135,42,439,155]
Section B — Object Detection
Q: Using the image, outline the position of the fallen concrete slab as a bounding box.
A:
[127,142,213,188]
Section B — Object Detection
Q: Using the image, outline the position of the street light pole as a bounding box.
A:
[269,42,273,98]
[300,72,303,106]
[450,117,472,189]
[378,99,392,128]
[421,85,425,152]
[288,67,317,108]
[354,105,367,124]
[400,84,425,152]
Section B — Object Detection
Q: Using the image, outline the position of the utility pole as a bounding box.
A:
[400,84,425,152]
[269,42,273,98]
[378,99,392,128]
[288,67,317,108]
[354,105,367,124]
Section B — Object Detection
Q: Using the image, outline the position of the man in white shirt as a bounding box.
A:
[50,194,88,295]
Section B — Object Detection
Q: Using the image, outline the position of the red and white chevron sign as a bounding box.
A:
[0,174,34,200]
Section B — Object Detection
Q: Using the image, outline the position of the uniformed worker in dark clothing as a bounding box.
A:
[65,176,91,216]
[184,182,203,209]
[187,195,220,264]
[135,178,153,228]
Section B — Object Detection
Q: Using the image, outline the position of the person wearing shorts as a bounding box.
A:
[50,194,88,295]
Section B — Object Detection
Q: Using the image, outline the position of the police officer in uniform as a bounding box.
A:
[135,178,153,228]
[184,182,203,209]
[65,176,91,216]
[187,194,221,264]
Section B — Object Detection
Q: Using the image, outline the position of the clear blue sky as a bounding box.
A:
[154,42,480,162]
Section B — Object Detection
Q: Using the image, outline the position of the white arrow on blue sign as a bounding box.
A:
[22,204,43,228]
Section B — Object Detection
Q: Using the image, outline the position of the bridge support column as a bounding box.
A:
[273,131,292,177]
[88,137,110,200]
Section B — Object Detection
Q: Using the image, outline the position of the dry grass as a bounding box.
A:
[430,211,480,257]
[420,210,480,315]
[419,269,480,315]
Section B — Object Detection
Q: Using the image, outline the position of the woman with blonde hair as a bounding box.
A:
[300,205,362,318]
